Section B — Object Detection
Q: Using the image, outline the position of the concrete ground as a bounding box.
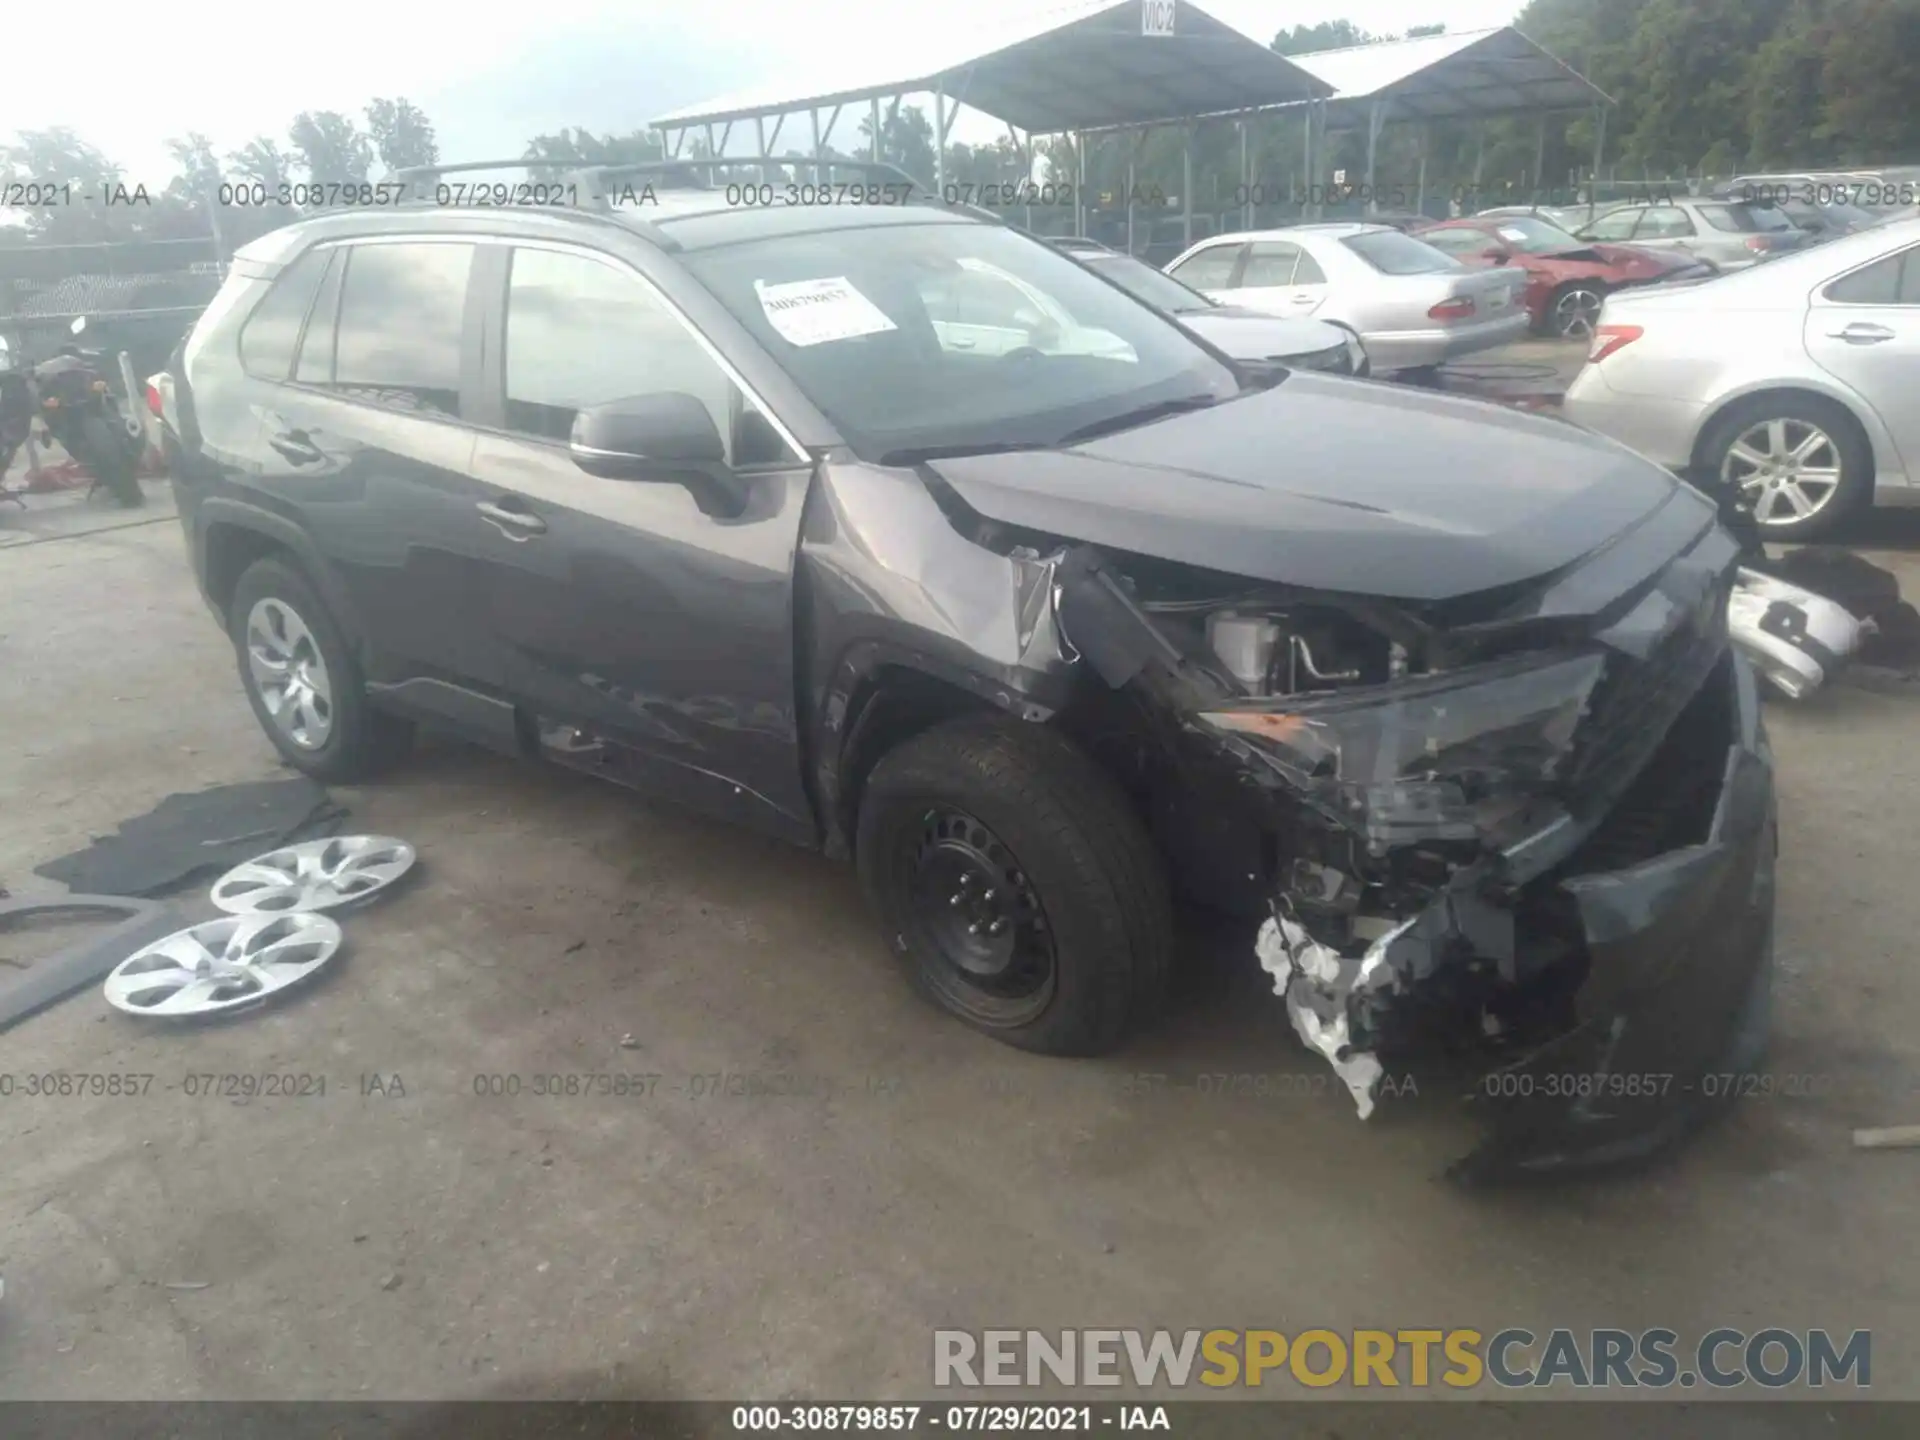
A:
[2,433,1919,1414]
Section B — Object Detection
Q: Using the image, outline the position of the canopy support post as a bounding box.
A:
[1590,104,1608,223]
[870,99,882,161]
[1365,99,1386,213]
[1534,113,1548,199]
[1240,114,1251,229]
[934,82,946,191]
[1182,122,1193,248]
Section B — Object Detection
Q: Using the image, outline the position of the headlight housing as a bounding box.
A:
[1199,650,1606,851]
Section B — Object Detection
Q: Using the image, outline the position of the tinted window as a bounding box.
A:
[1167,245,1240,289]
[1826,249,1918,305]
[1294,250,1328,284]
[1341,230,1458,275]
[1240,243,1299,286]
[332,242,472,417]
[239,248,330,379]
[505,247,790,465]
[294,250,343,383]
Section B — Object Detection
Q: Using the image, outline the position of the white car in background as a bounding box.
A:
[1565,215,1920,540]
[1164,223,1528,374]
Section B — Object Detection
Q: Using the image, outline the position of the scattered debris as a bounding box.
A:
[103,913,344,1018]
[210,835,416,915]
[564,940,587,954]
[618,1033,640,1049]
[164,1281,210,1291]
[353,1233,369,1243]
[1853,1125,1920,1151]
[0,894,181,1033]
[35,777,345,897]
[1728,568,1863,699]
[380,1273,403,1291]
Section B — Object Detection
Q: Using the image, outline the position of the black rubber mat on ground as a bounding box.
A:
[33,777,346,898]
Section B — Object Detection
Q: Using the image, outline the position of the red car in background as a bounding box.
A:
[1413,214,1713,339]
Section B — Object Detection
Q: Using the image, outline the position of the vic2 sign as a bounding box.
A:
[1143,1,1175,36]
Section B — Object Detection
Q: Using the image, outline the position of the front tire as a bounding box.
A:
[1700,394,1871,541]
[229,557,412,782]
[855,716,1172,1056]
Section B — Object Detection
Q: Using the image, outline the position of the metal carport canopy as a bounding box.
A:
[649,0,1331,139]
[1283,26,1613,126]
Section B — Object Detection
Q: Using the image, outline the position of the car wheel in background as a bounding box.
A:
[1544,281,1606,340]
[855,715,1172,1057]
[228,557,413,782]
[1700,394,1872,541]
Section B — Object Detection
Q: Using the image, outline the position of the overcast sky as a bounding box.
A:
[4,0,1523,184]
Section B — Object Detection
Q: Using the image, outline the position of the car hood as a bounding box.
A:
[929,374,1687,602]
[1175,307,1345,360]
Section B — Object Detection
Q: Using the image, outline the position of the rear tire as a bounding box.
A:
[229,557,412,782]
[1699,394,1872,542]
[77,414,142,507]
[855,716,1172,1056]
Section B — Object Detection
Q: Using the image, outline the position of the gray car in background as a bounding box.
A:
[1565,215,1920,539]
[1163,223,1527,373]
[1574,197,1816,271]
[1048,239,1369,376]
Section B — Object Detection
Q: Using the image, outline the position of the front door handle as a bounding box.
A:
[476,499,547,540]
[1829,323,1895,344]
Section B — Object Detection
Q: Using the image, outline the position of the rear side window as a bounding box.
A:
[1826,249,1920,305]
[238,249,331,379]
[1582,209,1642,241]
[1240,243,1300,286]
[295,250,344,383]
[330,241,474,417]
[1168,246,1240,289]
[1341,230,1458,275]
[1635,207,1696,239]
[1294,250,1328,284]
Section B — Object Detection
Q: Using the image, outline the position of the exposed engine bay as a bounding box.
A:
[1017,499,1775,1182]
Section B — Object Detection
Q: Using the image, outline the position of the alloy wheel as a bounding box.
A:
[1722,418,1844,528]
[244,597,334,749]
[1553,287,1603,340]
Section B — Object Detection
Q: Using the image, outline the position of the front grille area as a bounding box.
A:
[1562,573,1731,823]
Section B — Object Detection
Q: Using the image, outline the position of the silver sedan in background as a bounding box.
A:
[1163,223,1528,373]
[1565,216,1920,539]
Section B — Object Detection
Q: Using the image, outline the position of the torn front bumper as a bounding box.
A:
[1728,567,1863,699]
[1260,653,1777,1181]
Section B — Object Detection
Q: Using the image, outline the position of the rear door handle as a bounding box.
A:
[1829,323,1895,344]
[476,498,547,540]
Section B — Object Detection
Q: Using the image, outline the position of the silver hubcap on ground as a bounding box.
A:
[1723,418,1843,527]
[212,835,417,914]
[245,597,333,749]
[104,913,343,1016]
[1554,288,1603,339]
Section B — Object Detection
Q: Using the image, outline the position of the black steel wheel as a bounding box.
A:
[856,715,1172,1055]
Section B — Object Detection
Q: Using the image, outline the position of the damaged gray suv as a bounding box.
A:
[165,161,1775,1181]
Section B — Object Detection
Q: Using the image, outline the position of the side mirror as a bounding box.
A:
[70,316,88,337]
[570,392,745,514]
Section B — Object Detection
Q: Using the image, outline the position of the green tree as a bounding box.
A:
[1817,0,1920,163]
[364,98,439,174]
[858,105,935,182]
[230,137,293,191]
[1271,20,1374,54]
[288,111,373,187]
[0,127,129,241]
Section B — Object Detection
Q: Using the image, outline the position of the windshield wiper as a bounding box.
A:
[878,440,1049,466]
[1053,393,1222,447]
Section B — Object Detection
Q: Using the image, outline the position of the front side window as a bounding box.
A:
[1167,245,1241,289]
[1582,209,1642,241]
[504,247,794,466]
[239,248,331,380]
[1699,203,1792,234]
[1636,208,1697,239]
[330,242,473,417]
[681,220,1239,463]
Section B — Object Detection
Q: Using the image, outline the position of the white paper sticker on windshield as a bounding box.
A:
[1497,225,1529,243]
[755,277,898,347]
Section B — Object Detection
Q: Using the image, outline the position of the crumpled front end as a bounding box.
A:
[1052,492,1777,1181]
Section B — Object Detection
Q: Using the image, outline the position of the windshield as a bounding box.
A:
[681,221,1239,463]
[1483,216,1586,254]
[1341,230,1460,276]
[1085,254,1215,314]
